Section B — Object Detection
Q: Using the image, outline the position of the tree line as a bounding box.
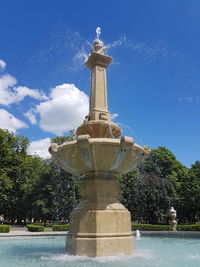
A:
[0,129,199,225]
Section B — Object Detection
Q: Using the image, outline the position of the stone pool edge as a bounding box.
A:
[1,231,200,239]
[0,231,68,239]
[139,231,200,238]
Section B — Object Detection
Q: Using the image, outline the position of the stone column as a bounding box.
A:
[76,40,122,138]
[86,51,112,121]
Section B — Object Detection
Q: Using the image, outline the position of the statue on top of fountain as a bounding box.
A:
[91,39,105,55]
[90,27,105,55]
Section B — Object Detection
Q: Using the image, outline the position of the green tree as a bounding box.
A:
[120,147,187,224]
[119,170,138,219]
[1,128,198,225]
[0,129,28,221]
[31,159,80,223]
[0,129,45,224]
[177,161,200,223]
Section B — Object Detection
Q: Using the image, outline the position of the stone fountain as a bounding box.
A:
[49,28,150,257]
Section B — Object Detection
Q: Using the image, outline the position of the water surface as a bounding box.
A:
[0,236,199,267]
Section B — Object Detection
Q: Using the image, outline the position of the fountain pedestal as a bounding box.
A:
[49,134,149,257]
[66,171,133,257]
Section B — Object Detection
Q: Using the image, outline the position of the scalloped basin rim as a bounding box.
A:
[49,137,150,176]
[56,138,144,149]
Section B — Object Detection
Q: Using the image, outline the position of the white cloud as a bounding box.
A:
[28,138,51,159]
[178,96,200,102]
[24,109,37,125]
[0,59,6,71]
[0,74,47,106]
[0,109,28,133]
[14,86,47,101]
[36,83,89,135]
[0,60,89,137]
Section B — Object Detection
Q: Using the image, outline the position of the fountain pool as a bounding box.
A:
[0,236,199,267]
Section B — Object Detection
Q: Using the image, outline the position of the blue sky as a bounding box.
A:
[0,0,200,167]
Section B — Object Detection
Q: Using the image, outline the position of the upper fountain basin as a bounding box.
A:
[76,120,122,138]
[49,135,150,176]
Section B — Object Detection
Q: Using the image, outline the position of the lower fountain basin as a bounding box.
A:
[49,135,150,176]
[1,235,200,267]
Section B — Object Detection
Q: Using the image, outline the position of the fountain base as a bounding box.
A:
[66,235,133,257]
[66,172,133,257]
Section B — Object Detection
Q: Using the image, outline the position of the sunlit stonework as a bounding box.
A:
[49,28,150,257]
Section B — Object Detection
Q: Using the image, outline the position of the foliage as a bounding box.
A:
[26,222,54,227]
[0,130,80,224]
[0,129,45,224]
[119,169,138,218]
[0,129,200,225]
[132,224,171,231]
[44,222,54,227]
[30,159,80,223]
[132,224,200,231]
[176,161,200,223]
[0,225,10,233]
[120,147,189,224]
[26,224,44,232]
[51,134,75,145]
[52,224,70,231]
[177,225,200,231]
